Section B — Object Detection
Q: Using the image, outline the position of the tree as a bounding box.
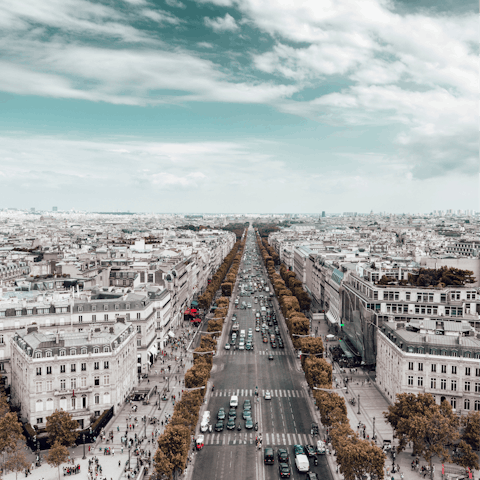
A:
[154,447,174,479]
[314,390,348,427]
[0,412,24,453]
[4,445,30,480]
[46,441,70,480]
[453,440,479,472]
[157,424,190,478]
[385,394,460,479]
[0,392,9,418]
[303,357,331,389]
[46,410,79,447]
[461,411,480,451]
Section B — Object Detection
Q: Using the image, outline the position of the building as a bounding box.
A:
[446,241,480,256]
[52,207,58,212]
[11,319,137,429]
[376,319,480,413]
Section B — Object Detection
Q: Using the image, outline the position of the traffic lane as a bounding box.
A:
[194,444,256,480]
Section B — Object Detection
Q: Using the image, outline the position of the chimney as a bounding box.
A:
[27,325,38,335]
[109,327,114,333]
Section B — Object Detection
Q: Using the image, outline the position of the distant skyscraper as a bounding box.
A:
[321,211,325,217]
[52,206,58,212]
[30,207,35,213]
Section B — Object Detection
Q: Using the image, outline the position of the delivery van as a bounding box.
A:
[295,454,309,472]
[200,411,210,432]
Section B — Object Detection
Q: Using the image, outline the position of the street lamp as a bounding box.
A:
[128,445,131,471]
[82,434,86,459]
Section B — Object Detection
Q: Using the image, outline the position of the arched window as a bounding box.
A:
[46,398,54,410]
[93,347,99,354]
[59,350,66,356]
[103,346,110,353]
[70,349,76,356]
[59,397,67,411]
[45,351,52,357]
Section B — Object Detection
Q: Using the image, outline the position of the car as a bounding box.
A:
[304,444,316,457]
[277,448,289,463]
[217,408,225,420]
[264,390,272,400]
[238,343,245,350]
[293,445,305,456]
[224,343,231,350]
[243,410,252,420]
[243,399,251,408]
[306,474,318,480]
[245,343,252,350]
[263,337,268,343]
[215,420,224,432]
[226,418,236,430]
[268,353,274,360]
[228,408,236,419]
[271,342,277,348]
[279,462,291,478]
[255,326,260,332]
[278,342,284,349]
[245,418,254,429]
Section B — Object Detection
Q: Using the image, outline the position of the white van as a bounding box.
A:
[240,330,246,338]
[230,395,238,408]
[295,454,309,472]
[200,411,210,432]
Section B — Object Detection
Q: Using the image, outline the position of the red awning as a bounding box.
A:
[184,309,191,315]
[190,309,197,314]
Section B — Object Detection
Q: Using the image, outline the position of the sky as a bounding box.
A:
[0,0,477,214]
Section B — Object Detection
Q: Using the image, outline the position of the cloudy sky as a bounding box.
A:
[0,0,477,213]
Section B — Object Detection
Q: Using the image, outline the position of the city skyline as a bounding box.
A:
[0,0,477,213]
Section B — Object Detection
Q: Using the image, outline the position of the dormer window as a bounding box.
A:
[126,304,130,310]
[70,349,76,355]
[45,351,52,357]
[93,347,99,354]
[104,305,108,311]
[81,348,87,355]
[35,352,42,358]
[59,350,66,356]
[78,306,83,312]
[103,346,110,353]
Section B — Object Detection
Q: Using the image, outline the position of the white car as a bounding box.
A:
[264,390,272,400]
[225,343,231,350]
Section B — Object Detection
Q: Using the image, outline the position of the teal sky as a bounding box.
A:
[0,0,477,213]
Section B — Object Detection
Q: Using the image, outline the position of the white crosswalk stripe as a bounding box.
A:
[214,389,304,398]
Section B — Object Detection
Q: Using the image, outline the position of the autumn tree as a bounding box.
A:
[46,441,70,480]
[0,412,24,454]
[314,390,348,428]
[453,440,479,472]
[4,447,30,480]
[385,394,460,479]
[46,410,79,447]
[156,424,190,478]
[461,411,480,451]
[303,357,331,389]
[154,446,174,478]
[336,437,385,480]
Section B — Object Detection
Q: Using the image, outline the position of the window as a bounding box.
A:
[37,418,43,424]
[417,377,423,387]
[465,382,471,392]
[441,365,447,374]
[450,398,456,409]
[71,398,76,409]
[95,395,100,404]
[70,364,76,372]
[474,383,480,393]
[60,379,66,390]
[46,380,52,391]
[78,306,83,312]
[46,366,52,375]
[60,350,66,356]
[126,313,130,321]
[60,365,66,373]
[104,361,109,369]
[36,382,42,393]
[81,377,87,388]
[137,313,141,319]
[464,399,470,410]
[475,400,480,411]
[441,379,446,390]
[418,363,423,371]
[104,314,108,321]
[94,362,99,370]
[46,351,52,357]
[92,315,96,323]
[103,375,109,385]
[104,305,108,311]
[408,376,413,386]
[36,367,42,376]
[35,351,42,358]
[136,325,142,333]
[94,376,100,386]
[408,362,414,371]
[465,367,471,376]
[137,339,141,347]
[35,400,43,412]
[431,364,436,373]
[70,378,76,389]
[103,346,110,353]
[78,316,83,323]
[451,380,457,391]
[476,368,480,377]
[452,366,457,375]
[431,378,436,389]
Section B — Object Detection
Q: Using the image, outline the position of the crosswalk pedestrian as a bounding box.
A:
[201,431,316,446]
[213,389,305,398]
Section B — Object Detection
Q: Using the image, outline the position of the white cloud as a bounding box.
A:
[204,13,239,32]
[141,8,183,25]
[165,0,186,8]
[195,0,234,6]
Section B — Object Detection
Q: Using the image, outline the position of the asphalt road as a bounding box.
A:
[192,231,334,480]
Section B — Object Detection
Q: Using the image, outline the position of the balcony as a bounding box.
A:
[54,387,93,396]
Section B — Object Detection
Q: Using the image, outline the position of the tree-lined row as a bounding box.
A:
[255,231,385,480]
[154,236,246,480]
[221,237,246,297]
[198,234,246,309]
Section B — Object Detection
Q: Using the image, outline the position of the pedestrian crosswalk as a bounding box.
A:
[219,350,287,356]
[201,431,316,446]
[213,389,306,398]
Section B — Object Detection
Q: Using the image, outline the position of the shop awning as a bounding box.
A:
[190,309,197,314]
[326,311,337,324]
[184,309,191,315]
[168,331,175,338]
[191,300,199,306]
[339,340,354,359]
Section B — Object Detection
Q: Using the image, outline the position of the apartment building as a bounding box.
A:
[377,319,480,414]
[11,320,137,429]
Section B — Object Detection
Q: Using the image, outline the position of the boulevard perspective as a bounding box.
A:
[0,213,478,480]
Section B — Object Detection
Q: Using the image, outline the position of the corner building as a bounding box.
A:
[11,319,137,429]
